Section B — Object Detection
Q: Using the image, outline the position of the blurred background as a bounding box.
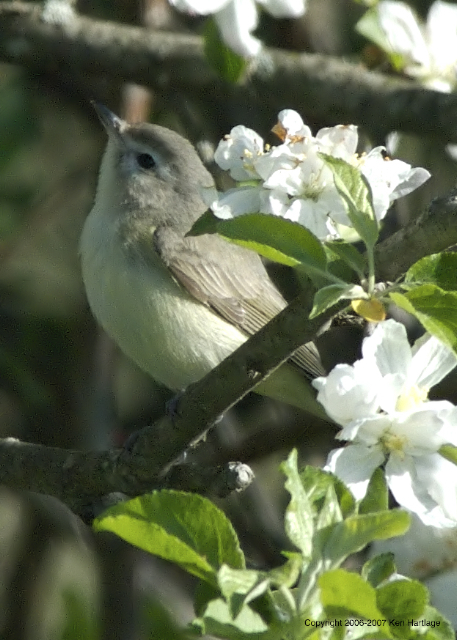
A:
[1,0,457,637]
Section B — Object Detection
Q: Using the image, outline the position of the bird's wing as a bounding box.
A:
[151,227,325,379]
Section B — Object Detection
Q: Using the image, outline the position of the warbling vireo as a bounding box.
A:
[80,103,328,419]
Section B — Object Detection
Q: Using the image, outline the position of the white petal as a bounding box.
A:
[215,0,261,57]
[415,453,457,523]
[377,372,406,414]
[378,1,429,66]
[315,124,358,159]
[258,0,307,19]
[284,198,332,239]
[389,164,431,200]
[170,0,229,14]
[258,188,289,215]
[409,333,457,389]
[317,185,351,227]
[277,109,309,137]
[211,186,262,218]
[313,360,382,425]
[254,145,293,182]
[325,444,384,500]
[426,1,457,70]
[340,414,394,445]
[391,406,455,454]
[362,319,411,378]
[386,453,454,527]
[214,125,264,180]
[359,149,429,220]
[433,402,457,446]
[263,166,304,194]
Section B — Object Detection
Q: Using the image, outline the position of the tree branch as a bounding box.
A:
[1,2,457,140]
[375,188,457,281]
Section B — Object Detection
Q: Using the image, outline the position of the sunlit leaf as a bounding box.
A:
[94,491,244,585]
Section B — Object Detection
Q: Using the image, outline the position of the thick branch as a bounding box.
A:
[375,188,457,281]
[1,2,457,140]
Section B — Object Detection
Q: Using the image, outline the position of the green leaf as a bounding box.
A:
[325,240,367,278]
[299,472,352,557]
[269,553,302,589]
[218,565,265,601]
[362,553,396,588]
[217,557,301,621]
[315,485,343,532]
[405,253,457,292]
[319,569,388,624]
[310,284,366,318]
[192,598,269,639]
[218,565,270,619]
[190,212,328,272]
[323,510,410,566]
[321,154,379,248]
[299,467,356,518]
[358,468,388,514]
[194,581,221,617]
[203,17,247,82]
[269,587,297,622]
[189,208,220,236]
[376,580,428,632]
[412,605,455,640]
[390,286,457,353]
[439,444,457,466]
[281,450,314,558]
[93,490,244,585]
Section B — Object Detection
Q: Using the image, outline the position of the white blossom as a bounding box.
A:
[209,110,430,240]
[214,125,265,180]
[353,148,431,224]
[313,320,457,527]
[169,0,307,57]
[369,1,457,92]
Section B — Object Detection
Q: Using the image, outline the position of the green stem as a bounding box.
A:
[366,245,376,296]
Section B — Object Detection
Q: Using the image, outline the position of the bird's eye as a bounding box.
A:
[136,153,156,170]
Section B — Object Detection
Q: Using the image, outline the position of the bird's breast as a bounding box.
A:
[80,208,246,390]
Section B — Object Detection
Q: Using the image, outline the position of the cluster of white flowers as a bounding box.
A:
[169,0,307,57]
[313,320,457,528]
[363,0,457,92]
[205,110,430,241]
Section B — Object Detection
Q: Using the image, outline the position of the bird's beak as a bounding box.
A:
[91,101,127,139]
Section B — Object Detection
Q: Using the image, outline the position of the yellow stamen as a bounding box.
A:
[381,432,407,459]
[395,385,429,412]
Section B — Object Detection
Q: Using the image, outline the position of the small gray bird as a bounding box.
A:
[80,103,327,418]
